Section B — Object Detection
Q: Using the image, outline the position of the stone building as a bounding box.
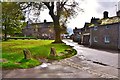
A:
[73,18,100,45]
[73,10,120,50]
[80,22,91,45]
[73,27,81,42]
[90,11,120,50]
[22,20,55,39]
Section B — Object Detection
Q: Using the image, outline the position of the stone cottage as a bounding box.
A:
[73,27,81,42]
[22,20,55,39]
[80,22,91,45]
[90,11,120,50]
[73,10,120,50]
[73,18,100,45]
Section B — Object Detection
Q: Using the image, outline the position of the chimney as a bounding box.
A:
[117,10,120,16]
[103,11,109,18]
[44,19,47,23]
[91,17,99,24]
[75,27,77,30]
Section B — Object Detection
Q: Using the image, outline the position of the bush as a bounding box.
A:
[7,37,37,40]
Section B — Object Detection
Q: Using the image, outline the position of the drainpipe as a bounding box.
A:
[118,23,120,50]
[89,27,92,47]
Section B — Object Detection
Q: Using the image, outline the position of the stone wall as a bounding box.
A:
[91,23,119,50]
[118,23,120,50]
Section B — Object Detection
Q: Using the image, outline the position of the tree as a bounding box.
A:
[2,2,26,41]
[20,1,81,43]
[44,1,80,43]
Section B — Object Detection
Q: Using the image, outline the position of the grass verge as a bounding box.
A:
[1,40,76,69]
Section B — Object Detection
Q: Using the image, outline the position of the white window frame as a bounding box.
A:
[94,36,98,42]
[94,26,98,30]
[104,36,110,43]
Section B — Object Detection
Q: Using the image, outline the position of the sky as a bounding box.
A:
[67,0,119,28]
[30,0,120,34]
[66,0,120,34]
[1,0,120,35]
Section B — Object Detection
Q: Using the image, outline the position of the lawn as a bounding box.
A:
[1,40,76,69]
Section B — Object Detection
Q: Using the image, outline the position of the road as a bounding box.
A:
[2,39,119,78]
[63,39,119,69]
[62,39,119,78]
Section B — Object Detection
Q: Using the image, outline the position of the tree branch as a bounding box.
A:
[60,0,68,9]
[43,2,55,21]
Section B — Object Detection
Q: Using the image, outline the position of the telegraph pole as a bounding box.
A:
[115,1,120,12]
[118,1,120,11]
[115,4,117,12]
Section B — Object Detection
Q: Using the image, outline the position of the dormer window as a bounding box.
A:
[94,26,97,30]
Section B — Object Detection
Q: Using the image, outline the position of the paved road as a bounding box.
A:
[2,39,119,78]
[63,39,119,69]
[63,39,119,77]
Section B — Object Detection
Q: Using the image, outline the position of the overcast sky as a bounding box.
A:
[1,0,120,35]
[37,0,120,34]
[2,0,120,30]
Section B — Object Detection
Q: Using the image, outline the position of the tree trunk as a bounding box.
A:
[52,18,63,43]
[45,2,63,43]
[54,28,63,43]
[4,26,7,41]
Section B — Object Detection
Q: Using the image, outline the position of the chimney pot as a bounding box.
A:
[117,10,120,16]
[44,19,47,23]
[103,11,109,18]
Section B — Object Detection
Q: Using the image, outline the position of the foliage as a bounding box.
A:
[19,2,43,23]
[7,37,37,40]
[1,40,76,69]
[2,2,26,40]
[42,1,81,26]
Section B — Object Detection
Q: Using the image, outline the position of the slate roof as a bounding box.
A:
[30,22,53,28]
[89,16,120,27]
[100,16,120,25]
[73,29,81,33]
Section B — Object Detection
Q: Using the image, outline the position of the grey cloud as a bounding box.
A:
[96,2,117,17]
[98,2,117,8]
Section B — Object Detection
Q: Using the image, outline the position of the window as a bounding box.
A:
[104,36,110,43]
[94,37,98,42]
[79,32,81,34]
[105,26,109,29]
[94,26,97,30]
